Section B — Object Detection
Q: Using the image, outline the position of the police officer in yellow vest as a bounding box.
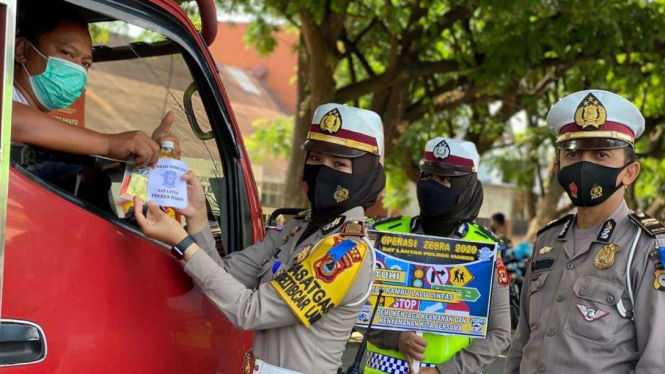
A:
[365,138,511,374]
[505,90,665,373]
[133,103,387,374]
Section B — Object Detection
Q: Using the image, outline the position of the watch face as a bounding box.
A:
[171,246,185,260]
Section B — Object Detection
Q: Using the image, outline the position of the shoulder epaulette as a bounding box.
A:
[629,212,665,236]
[474,222,499,242]
[537,214,575,237]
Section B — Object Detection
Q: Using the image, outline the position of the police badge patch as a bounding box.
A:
[594,243,620,270]
[320,108,342,134]
[590,184,603,200]
[574,93,607,129]
[334,186,350,203]
[433,140,450,160]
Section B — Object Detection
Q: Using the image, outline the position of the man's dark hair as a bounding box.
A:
[624,146,637,164]
[17,4,88,45]
[492,213,506,226]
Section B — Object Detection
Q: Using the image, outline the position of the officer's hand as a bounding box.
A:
[134,196,188,246]
[151,110,182,158]
[106,131,160,167]
[175,170,209,234]
[398,331,426,361]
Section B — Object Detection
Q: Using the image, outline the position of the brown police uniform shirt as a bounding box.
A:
[505,200,665,374]
[368,224,511,374]
[185,207,374,374]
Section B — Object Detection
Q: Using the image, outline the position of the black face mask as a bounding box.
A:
[303,164,363,214]
[416,179,462,217]
[558,161,628,207]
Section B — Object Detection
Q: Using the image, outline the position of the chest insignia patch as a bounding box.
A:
[531,258,555,272]
[577,304,609,322]
[293,245,313,264]
[594,243,620,270]
[539,246,553,255]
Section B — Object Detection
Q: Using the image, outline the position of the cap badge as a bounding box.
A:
[594,243,620,270]
[433,140,450,160]
[334,185,350,203]
[591,184,603,200]
[320,108,342,134]
[574,93,607,129]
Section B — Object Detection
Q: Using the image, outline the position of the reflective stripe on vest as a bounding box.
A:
[365,220,497,372]
[366,351,437,374]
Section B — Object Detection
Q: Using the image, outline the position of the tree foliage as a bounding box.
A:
[218,0,665,223]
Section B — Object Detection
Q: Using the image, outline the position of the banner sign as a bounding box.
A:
[355,230,497,338]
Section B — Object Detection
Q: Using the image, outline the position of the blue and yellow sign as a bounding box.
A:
[355,231,496,338]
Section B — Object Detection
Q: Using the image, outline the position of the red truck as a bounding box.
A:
[0,0,263,372]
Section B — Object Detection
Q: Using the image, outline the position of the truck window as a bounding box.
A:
[13,18,233,250]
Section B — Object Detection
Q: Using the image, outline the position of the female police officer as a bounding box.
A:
[134,103,386,374]
[365,138,510,374]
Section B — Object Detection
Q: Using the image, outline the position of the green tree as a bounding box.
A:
[221,0,665,229]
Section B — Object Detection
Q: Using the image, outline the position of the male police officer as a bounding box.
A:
[365,138,511,374]
[505,90,665,373]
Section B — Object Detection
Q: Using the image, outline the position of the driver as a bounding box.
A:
[12,4,178,184]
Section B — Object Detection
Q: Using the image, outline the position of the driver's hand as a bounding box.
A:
[151,111,181,158]
[175,170,208,235]
[398,332,427,361]
[106,131,160,167]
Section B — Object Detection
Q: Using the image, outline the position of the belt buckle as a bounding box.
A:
[243,349,256,374]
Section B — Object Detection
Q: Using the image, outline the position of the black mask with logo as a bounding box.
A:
[417,173,483,236]
[302,153,386,221]
[557,161,629,207]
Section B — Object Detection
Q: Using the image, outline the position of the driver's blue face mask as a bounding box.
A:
[22,42,88,111]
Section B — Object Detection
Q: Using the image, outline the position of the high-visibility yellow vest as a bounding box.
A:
[365,216,498,374]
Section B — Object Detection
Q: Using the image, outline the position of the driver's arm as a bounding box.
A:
[12,102,161,167]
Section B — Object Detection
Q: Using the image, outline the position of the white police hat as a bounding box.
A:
[547,90,645,149]
[419,137,479,176]
[304,103,384,158]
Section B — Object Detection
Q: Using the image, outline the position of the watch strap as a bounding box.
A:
[172,235,196,260]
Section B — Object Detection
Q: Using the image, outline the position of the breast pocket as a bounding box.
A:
[564,276,624,345]
[527,271,551,330]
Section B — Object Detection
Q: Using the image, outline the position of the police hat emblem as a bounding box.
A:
[574,93,607,129]
[432,140,450,160]
[319,108,342,134]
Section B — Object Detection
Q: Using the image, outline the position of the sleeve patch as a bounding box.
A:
[270,235,368,327]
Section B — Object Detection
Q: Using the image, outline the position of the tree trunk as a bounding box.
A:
[646,197,665,219]
[524,163,565,244]
[283,10,345,207]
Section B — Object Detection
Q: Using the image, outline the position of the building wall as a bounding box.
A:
[209,23,298,113]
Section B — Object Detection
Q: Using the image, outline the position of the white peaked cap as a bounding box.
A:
[547,89,645,149]
[305,103,384,158]
[420,137,479,175]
